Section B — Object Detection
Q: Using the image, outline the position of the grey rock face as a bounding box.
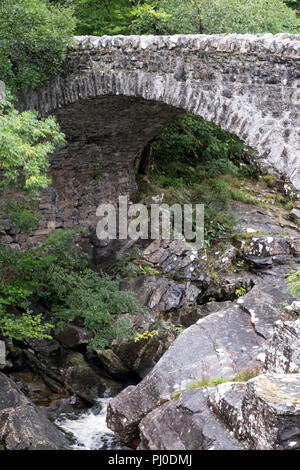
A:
[0,372,69,450]
[9,34,300,248]
[210,374,300,450]
[236,281,296,339]
[122,274,201,313]
[208,381,248,441]
[263,319,300,374]
[87,348,132,381]
[138,388,244,450]
[58,352,123,403]
[246,235,300,259]
[107,302,264,445]
[241,374,300,450]
[138,374,300,450]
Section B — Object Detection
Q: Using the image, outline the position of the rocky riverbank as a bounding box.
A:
[1,176,300,450]
[106,192,300,449]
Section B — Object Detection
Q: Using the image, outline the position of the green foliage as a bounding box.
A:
[0,308,53,341]
[152,114,244,174]
[0,0,75,93]
[162,322,185,335]
[287,268,300,297]
[0,101,66,196]
[278,300,289,311]
[112,245,142,278]
[233,367,261,382]
[131,3,172,34]
[283,0,300,15]
[4,201,42,234]
[172,368,261,399]
[234,259,247,271]
[263,175,278,189]
[134,329,159,342]
[51,0,299,37]
[70,0,135,36]
[235,286,247,298]
[172,376,229,400]
[0,229,146,346]
[230,188,266,209]
[148,114,245,247]
[139,264,159,276]
[132,0,299,34]
[53,269,146,349]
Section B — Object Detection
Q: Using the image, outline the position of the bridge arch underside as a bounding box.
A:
[47,94,183,237]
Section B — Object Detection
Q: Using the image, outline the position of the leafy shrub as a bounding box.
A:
[0,0,75,93]
[152,114,244,174]
[131,3,172,34]
[134,329,159,342]
[4,201,42,234]
[71,0,134,36]
[0,309,53,341]
[0,230,147,347]
[0,100,66,196]
[235,286,247,298]
[139,265,159,276]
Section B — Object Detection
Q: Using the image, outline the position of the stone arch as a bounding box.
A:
[16,34,300,244]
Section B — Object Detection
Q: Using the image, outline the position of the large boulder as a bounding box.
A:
[0,372,69,450]
[138,388,244,450]
[54,324,94,349]
[263,319,300,373]
[241,374,300,450]
[236,281,295,339]
[107,301,264,446]
[244,235,300,269]
[211,374,300,450]
[58,352,123,403]
[138,373,300,450]
[112,322,178,379]
[86,348,132,381]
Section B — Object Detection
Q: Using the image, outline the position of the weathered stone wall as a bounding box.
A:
[6,33,300,248]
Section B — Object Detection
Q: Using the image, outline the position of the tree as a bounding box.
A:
[0,0,75,93]
[0,101,66,196]
[66,0,136,36]
[283,0,300,15]
[132,0,299,34]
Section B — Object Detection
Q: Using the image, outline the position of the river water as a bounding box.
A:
[55,398,128,450]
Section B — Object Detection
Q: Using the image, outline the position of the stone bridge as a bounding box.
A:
[14,34,300,247]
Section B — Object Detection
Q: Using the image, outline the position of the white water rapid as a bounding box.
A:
[55,398,128,450]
